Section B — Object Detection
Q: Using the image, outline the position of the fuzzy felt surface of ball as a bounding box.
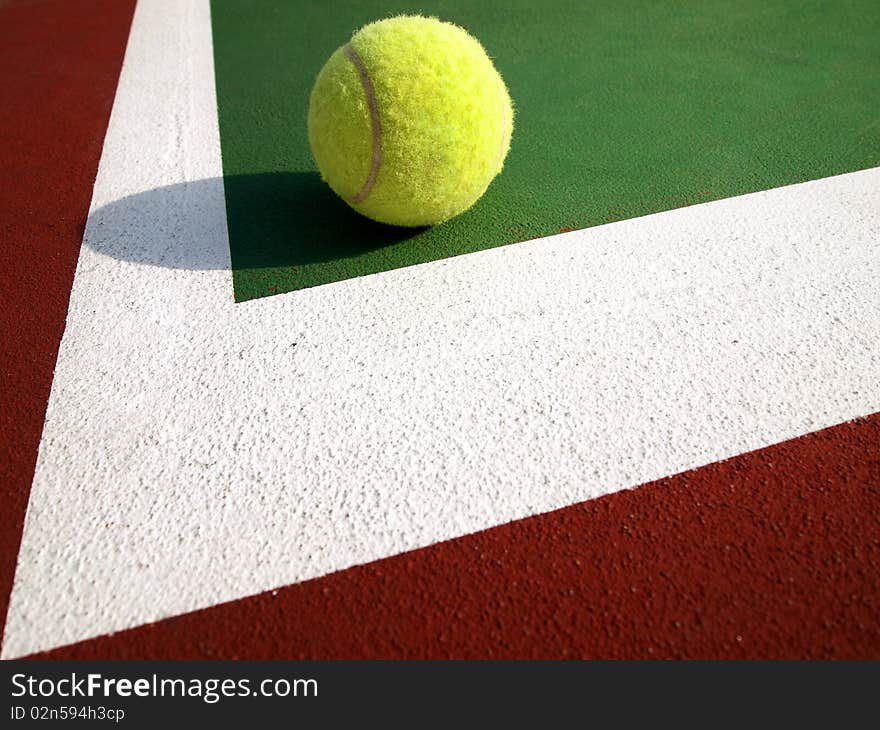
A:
[308,15,514,227]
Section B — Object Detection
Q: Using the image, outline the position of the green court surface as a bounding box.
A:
[211,0,880,301]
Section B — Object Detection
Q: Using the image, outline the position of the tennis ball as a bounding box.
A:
[308,15,514,227]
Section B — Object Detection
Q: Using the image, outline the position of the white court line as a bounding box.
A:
[3,0,879,657]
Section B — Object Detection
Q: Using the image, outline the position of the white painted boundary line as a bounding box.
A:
[3,0,879,657]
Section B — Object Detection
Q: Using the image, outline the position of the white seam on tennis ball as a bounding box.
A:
[344,43,382,205]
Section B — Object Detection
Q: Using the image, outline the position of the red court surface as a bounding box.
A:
[0,0,138,652]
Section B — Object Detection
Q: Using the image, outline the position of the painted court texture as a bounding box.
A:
[1,0,879,659]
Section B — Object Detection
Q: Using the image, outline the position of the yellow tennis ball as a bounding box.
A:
[308,15,514,227]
